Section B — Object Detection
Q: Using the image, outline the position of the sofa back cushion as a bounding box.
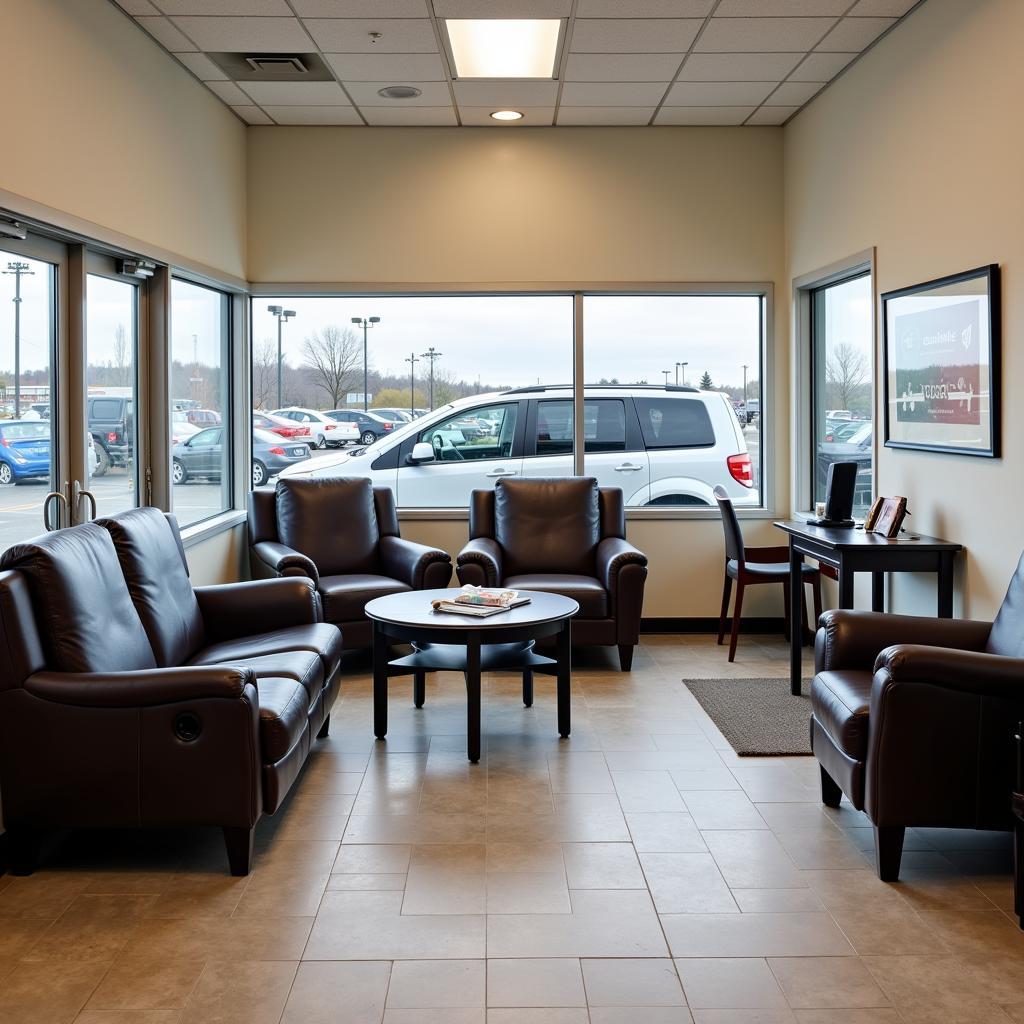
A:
[97,508,206,667]
[277,477,379,576]
[0,523,156,673]
[495,477,600,577]
[986,552,1024,657]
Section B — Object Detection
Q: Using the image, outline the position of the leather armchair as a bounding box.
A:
[812,557,1024,882]
[456,477,647,670]
[248,477,452,649]
[0,507,342,877]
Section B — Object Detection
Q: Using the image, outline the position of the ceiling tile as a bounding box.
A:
[344,81,453,105]
[241,81,349,105]
[261,105,363,124]
[788,50,856,79]
[325,52,447,80]
[232,105,274,125]
[205,80,251,104]
[696,17,836,52]
[768,79,823,104]
[458,106,555,125]
[433,0,571,14]
[655,106,754,125]
[154,0,291,13]
[715,0,849,14]
[115,0,159,14]
[292,0,428,13]
[564,52,682,82]
[570,19,702,53]
[576,0,713,14]
[135,16,196,51]
[679,52,804,81]
[560,82,668,106]
[746,105,799,124]
[169,16,312,51]
[172,52,228,80]
[304,18,437,52]
[848,0,918,13]
[666,80,776,105]
[452,80,558,105]
[556,106,656,125]
[816,15,897,51]
[363,106,458,125]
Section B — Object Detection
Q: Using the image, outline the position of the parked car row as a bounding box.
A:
[0,421,98,485]
[173,427,312,488]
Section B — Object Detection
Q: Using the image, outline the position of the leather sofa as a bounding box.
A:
[248,477,451,649]
[455,477,647,670]
[0,507,342,876]
[812,555,1024,880]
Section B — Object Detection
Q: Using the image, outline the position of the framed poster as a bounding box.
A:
[883,264,1000,457]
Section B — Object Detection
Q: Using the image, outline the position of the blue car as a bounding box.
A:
[0,420,51,485]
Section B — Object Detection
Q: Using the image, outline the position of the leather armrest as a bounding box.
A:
[596,537,648,594]
[815,610,991,673]
[252,540,319,584]
[379,535,451,589]
[874,644,1024,700]
[456,537,504,588]
[195,577,321,642]
[24,665,254,708]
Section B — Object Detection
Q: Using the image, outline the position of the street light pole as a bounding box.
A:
[677,361,688,386]
[4,261,34,417]
[420,346,442,410]
[267,305,296,409]
[742,363,749,416]
[662,369,671,385]
[352,316,381,412]
[405,352,419,417]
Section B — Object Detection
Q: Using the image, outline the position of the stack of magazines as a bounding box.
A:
[431,586,532,617]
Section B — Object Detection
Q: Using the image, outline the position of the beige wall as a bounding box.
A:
[0,0,247,279]
[248,126,789,617]
[785,0,1021,619]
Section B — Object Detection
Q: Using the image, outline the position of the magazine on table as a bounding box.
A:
[431,585,531,617]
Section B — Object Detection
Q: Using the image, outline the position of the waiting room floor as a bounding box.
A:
[1,636,1022,1023]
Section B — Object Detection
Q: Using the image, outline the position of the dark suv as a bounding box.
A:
[326,409,396,446]
[87,395,133,476]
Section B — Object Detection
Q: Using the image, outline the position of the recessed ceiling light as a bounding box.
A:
[446,19,560,79]
[490,110,524,121]
[377,85,422,99]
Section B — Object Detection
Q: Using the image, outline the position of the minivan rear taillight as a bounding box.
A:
[727,453,753,487]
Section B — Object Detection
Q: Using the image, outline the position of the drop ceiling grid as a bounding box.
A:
[111,0,924,128]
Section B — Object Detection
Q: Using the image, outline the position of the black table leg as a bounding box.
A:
[373,620,388,741]
[522,670,534,708]
[789,543,803,696]
[872,572,885,612]
[838,559,855,609]
[466,634,481,763]
[413,670,426,709]
[557,620,571,737]
[938,552,955,618]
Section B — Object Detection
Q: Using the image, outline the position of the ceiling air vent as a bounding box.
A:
[207,52,333,82]
[245,55,309,75]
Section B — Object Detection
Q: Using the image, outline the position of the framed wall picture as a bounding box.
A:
[882,264,1000,457]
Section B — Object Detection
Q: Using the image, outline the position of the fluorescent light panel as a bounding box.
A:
[446,19,560,79]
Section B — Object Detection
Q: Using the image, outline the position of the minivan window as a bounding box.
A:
[420,402,519,461]
[635,397,715,449]
[535,399,627,455]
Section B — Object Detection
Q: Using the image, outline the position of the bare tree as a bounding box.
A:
[302,326,362,410]
[826,342,870,411]
[111,324,131,387]
[252,337,278,410]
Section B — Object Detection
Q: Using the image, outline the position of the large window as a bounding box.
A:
[171,279,231,526]
[811,273,873,515]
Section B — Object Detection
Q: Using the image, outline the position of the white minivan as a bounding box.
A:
[278,385,758,508]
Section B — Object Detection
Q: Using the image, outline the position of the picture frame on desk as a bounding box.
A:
[882,264,1000,458]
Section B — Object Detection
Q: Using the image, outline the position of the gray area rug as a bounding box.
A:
[684,677,814,756]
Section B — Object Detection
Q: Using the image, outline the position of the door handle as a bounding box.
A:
[485,469,518,478]
[43,482,69,531]
[73,480,97,523]
[614,463,644,472]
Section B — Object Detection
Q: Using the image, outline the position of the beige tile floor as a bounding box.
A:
[1,635,1022,1023]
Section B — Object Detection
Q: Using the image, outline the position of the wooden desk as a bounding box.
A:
[774,521,962,696]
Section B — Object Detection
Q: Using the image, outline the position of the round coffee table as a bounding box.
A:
[365,589,579,763]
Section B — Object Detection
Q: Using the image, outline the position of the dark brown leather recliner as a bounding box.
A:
[455,477,647,670]
[0,507,342,876]
[812,553,1024,881]
[248,477,452,649]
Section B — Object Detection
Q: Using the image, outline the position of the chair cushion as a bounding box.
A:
[198,650,323,707]
[257,677,310,764]
[496,477,599,577]
[728,559,820,579]
[277,477,379,577]
[504,573,607,618]
[811,669,873,761]
[0,523,156,673]
[319,574,411,624]
[187,623,342,682]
